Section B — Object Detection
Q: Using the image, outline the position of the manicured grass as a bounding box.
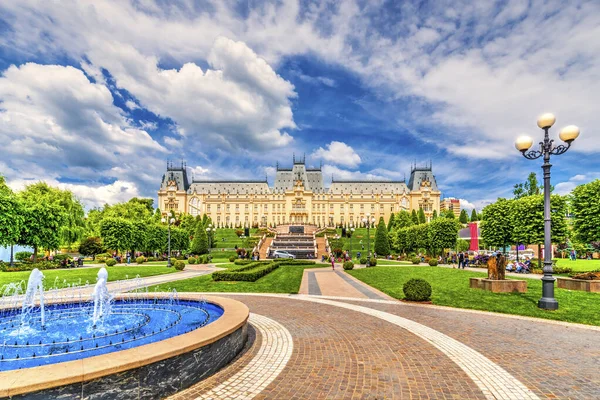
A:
[147,265,321,294]
[374,259,413,266]
[554,259,600,272]
[0,266,177,293]
[213,228,259,249]
[334,228,374,253]
[348,266,600,326]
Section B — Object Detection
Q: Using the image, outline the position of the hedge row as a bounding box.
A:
[272,259,316,266]
[212,263,280,282]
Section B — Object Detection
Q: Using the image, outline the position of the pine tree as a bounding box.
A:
[444,209,455,219]
[374,217,391,256]
[432,209,438,220]
[459,209,468,224]
[387,213,395,231]
[190,221,209,255]
[470,209,478,222]
[418,208,426,224]
[411,209,419,225]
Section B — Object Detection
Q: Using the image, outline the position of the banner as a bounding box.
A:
[469,222,479,251]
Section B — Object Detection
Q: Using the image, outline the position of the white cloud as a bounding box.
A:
[554,173,600,195]
[322,164,386,183]
[458,199,476,212]
[312,141,362,168]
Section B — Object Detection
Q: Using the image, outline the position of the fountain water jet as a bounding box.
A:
[21,268,45,328]
[92,267,112,327]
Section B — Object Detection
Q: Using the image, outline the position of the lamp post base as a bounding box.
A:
[538,275,558,310]
[538,297,558,310]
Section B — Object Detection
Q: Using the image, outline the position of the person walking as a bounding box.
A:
[331,254,335,270]
[458,252,464,269]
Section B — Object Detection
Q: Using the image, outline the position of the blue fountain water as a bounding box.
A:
[0,270,223,371]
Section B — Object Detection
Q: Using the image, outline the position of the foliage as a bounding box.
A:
[99,217,134,253]
[144,224,167,253]
[15,251,33,262]
[394,211,413,230]
[403,278,432,301]
[427,218,460,256]
[513,172,542,199]
[0,260,63,272]
[411,209,419,225]
[190,221,209,255]
[105,258,117,266]
[570,272,600,280]
[443,209,455,219]
[417,208,426,224]
[343,261,354,270]
[571,180,600,244]
[511,195,568,246]
[387,213,395,231]
[131,221,148,253]
[470,209,478,222]
[393,228,409,254]
[173,260,186,270]
[0,176,23,251]
[456,238,470,252]
[136,256,145,264]
[17,194,66,261]
[412,257,420,264]
[360,257,367,265]
[213,262,280,282]
[459,209,468,224]
[78,237,103,259]
[481,198,513,248]
[407,223,429,252]
[188,256,197,265]
[170,227,190,252]
[374,217,391,256]
[229,256,237,262]
[431,209,438,220]
[368,258,377,266]
[428,259,438,266]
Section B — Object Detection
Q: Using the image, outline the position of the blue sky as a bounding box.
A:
[0,0,599,210]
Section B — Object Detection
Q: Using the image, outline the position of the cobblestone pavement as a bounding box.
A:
[172,293,599,400]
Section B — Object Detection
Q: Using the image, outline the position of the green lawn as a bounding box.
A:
[554,258,600,272]
[147,265,321,294]
[374,259,413,266]
[213,228,259,249]
[348,266,600,326]
[333,228,375,253]
[0,266,177,293]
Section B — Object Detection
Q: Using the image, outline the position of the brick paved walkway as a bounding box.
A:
[167,293,599,399]
[299,266,393,299]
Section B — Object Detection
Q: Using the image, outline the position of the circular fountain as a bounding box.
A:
[0,268,249,399]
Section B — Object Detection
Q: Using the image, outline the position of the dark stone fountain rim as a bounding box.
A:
[0,293,249,398]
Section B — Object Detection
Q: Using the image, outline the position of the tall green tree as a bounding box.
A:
[513,172,544,199]
[470,209,478,222]
[171,227,190,252]
[417,208,426,224]
[190,222,209,255]
[374,217,391,256]
[411,209,419,225]
[99,217,134,254]
[144,224,167,254]
[394,210,413,229]
[0,177,24,264]
[571,179,600,244]
[387,213,395,231]
[428,218,460,257]
[431,209,438,220]
[394,228,409,254]
[443,209,455,219]
[459,209,468,224]
[480,198,513,251]
[78,237,104,259]
[131,221,148,254]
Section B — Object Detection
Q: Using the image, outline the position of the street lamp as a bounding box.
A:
[349,225,355,259]
[515,112,580,310]
[362,213,375,267]
[161,216,176,268]
[206,224,213,253]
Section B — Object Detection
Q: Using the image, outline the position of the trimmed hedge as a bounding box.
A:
[412,257,421,265]
[174,260,186,271]
[360,257,367,265]
[403,278,432,301]
[136,256,145,264]
[106,258,117,267]
[229,256,236,262]
[212,263,280,282]
[273,259,316,266]
[428,259,438,266]
[343,261,354,270]
[0,261,63,272]
[369,258,377,267]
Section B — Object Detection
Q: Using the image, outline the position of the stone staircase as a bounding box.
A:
[316,237,327,259]
[259,237,273,260]
[269,224,318,259]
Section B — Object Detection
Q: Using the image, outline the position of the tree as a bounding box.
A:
[78,237,104,259]
[418,208,426,224]
[387,213,395,231]
[18,186,66,261]
[374,217,391,256]
[394,228,409,254]
[428,218,460,257]
[411,209,419,225]
[431,209,438,220]
[394,210,413,229]
[0,176,24,264]
[459,209,468,224]
[99,217,134,254]
[456,238,470,252]
[144,224,167,254]
[470,209,478,222]
[571,179,600,244]
[443,209,455,219]
[513,172,544,199]
[131,221,148,254]
[481,198,514,253]
[171,228,190,252]
[405,224,429,253]
[190,222,209,255]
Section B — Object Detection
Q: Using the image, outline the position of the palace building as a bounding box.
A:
[158,156,441,227]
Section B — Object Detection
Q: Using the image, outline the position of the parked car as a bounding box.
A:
[272,250,296,259]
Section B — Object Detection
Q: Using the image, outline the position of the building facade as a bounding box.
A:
[441,198,461,218]
[158,157,441,227]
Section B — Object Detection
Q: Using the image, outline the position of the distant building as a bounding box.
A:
[158,156,441,227]
[441,198,461,218]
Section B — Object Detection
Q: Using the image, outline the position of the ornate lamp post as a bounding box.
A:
[349,224,355,259]
[515,113,580,310]
[206,224,213,253]
[362,213,375,267]
[161,216,176,268]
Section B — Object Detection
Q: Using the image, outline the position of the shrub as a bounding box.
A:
[105,258,117,267]
[570,272,600,280]
[188,257,197,265]
[553,266,572,274]
[97,257,106,263]
[174,260,186,270]
[136,256,145,264]
[403,278,432,301]
[360,257,367,265]
[0,261,63,272]
[96,253,112,259]
[412,257,420,264]
[213,262,279,282]
[428,259,438,266]
[15,251,33,262]
[229,256,236,262]
[148,257,156,262]
[343,261,354,270]
[369,258,377,267]
[53,254,71,262]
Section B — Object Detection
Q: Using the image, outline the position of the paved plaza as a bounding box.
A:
[124,266,600,400]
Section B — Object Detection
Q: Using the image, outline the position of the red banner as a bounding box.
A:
[469,222,479,251]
